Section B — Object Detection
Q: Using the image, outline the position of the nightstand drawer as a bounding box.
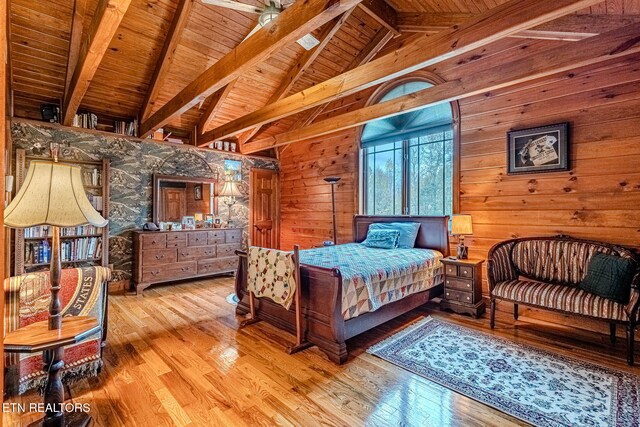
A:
[444,264,458,276]
[445,289,474,304]
[446,277,473,292]
[459,265,474,278]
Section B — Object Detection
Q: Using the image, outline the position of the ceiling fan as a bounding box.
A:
[201,0,321,50]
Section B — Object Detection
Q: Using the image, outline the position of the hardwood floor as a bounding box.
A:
[3,277,639,426]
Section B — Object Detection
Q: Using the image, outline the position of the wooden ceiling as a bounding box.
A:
[8,0,640,151]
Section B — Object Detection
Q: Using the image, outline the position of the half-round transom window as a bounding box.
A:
[361,80,454,216]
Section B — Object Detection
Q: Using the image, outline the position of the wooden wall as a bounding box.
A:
[278,37,640,335]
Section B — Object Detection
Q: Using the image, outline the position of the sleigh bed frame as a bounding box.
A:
[235,215,450,364]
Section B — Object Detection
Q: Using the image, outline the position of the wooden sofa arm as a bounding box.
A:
[487,240,518,290]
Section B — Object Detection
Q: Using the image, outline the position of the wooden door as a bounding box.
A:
[250,169,279,248]
[161,188,186,222]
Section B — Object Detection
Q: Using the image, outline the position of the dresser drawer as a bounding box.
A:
[187,231,209,247]
[218,243,242,257]
[142,248,177,266]
[225,230,242,244]
[446,277,473,292]
[141,234,166,250]
[458,265,474,278]
[197,257,237,275]
[177,246,213,261]
[166,233,187,248]
[444,289,474,304]
[142,261,197,283]
[207,230,225,245]
[444,264,457,276]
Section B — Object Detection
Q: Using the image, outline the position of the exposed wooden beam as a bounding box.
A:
[397,12,640,39]
[199,0,603,144]
[198,79,238,133]
[65,0,88,96]
[140,0,194,121]
[359,0,399,36]
[242,8,356,144]
[139,0,363,138]
[291,26,393,131]
[62,0,131,126]
[243,23,640,153]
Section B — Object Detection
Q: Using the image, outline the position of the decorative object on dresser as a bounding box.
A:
[488,235,640,365]
[451,214,473,259]
[14,149,110,275]
[507,122,569,175]
[218,180,242,227]
[440,257,485,318]
[132,228,243,295]
[323,176,341,244]
[4,156,109,427]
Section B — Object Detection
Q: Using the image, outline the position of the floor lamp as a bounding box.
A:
[4,160,108,427]
[324,177,341,245]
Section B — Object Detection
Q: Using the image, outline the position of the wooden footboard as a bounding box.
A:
[235,250,444,364]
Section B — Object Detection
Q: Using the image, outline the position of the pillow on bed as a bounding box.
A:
[362,229,400,249]
[368,222,420,248]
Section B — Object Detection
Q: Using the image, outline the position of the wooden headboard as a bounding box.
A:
[352,215,450,256]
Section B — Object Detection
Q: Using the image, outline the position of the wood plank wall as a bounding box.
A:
[1,0,8,398]
[279,38,640,335]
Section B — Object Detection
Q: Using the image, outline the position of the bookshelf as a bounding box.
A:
[14,149,110,275]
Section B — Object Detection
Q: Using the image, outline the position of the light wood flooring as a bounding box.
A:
[3,277,639,426]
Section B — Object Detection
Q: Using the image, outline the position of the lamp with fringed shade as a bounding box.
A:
[3,160,108,427]
[218,180,242,227]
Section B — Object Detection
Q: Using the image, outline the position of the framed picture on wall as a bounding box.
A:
[194,184,203,200]
[507,123,569,175]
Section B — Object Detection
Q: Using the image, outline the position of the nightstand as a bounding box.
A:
[440,257,486,318]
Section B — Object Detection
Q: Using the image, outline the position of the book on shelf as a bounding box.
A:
[24,225,103,238]
[72,112,98,130]
[59,237,102,262]
[82,168,102,187]
[25,240,51,265]
[114,119,138,137]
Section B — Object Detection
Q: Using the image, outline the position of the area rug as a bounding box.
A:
[368,317,640,427]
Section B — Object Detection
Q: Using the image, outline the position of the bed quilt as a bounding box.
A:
[299,244,444,320]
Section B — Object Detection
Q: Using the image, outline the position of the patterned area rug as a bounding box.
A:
[368,317,640,427]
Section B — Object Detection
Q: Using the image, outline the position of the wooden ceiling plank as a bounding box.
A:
[139,0,194,122]
[293,26,393,131]
[62,0,131,126]
[65,0,87,96]
[241,8,357,144]
[243,23,640,153]
[358,0,400,35]
[199,0,604,144]
[198,79,238,133]
[138,0,363,138]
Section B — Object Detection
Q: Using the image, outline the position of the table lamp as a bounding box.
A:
[4,159,108,426]
[218,180,242,227]
[451,214,473,259]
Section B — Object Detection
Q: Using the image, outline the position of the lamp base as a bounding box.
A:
[456,243,469,259]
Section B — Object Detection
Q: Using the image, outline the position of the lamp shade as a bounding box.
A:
[4,161,108,228]
[451,214,473,236]
[218,180,242,198]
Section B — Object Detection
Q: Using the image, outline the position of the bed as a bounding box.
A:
[234,215,450,364]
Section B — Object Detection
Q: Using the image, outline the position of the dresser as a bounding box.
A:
[440,257,486,318]
[132,228,243,294]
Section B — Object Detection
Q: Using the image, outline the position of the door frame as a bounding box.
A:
[249,168,280,249]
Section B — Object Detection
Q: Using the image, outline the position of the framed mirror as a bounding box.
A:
[152,174,218,224]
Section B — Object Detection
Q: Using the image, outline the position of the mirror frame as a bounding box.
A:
[152,173,219,224]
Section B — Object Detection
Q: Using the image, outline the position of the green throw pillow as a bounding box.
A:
[579,252,636,304]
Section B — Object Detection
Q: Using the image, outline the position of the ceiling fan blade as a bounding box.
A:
[201,0,263,14]
[242,23,263,42]
[281,0,295,6]
[296,33,320,50]
[272,0,282,8]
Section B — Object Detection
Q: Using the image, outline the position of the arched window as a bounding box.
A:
[361,78,456,217]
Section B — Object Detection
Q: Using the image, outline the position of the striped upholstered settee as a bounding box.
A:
[487,236,640,365]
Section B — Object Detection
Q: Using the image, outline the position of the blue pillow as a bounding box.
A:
[362,230,400,249]
[369,222,420,248]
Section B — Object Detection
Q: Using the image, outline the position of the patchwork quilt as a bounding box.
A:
[247,246,297,310]
[299,244,444,320]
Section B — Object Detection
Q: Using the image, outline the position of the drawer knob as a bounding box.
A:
[446,292,450,296]
[467,283,470,288]
[466,296,470,300]
[151,271,158,276]
[446,280,450,284]
[155,254,164,259]
[463,271,467,275]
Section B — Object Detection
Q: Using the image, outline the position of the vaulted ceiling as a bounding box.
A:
[8,0,640,153]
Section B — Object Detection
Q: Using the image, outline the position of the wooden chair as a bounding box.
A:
[240,245,312,354]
